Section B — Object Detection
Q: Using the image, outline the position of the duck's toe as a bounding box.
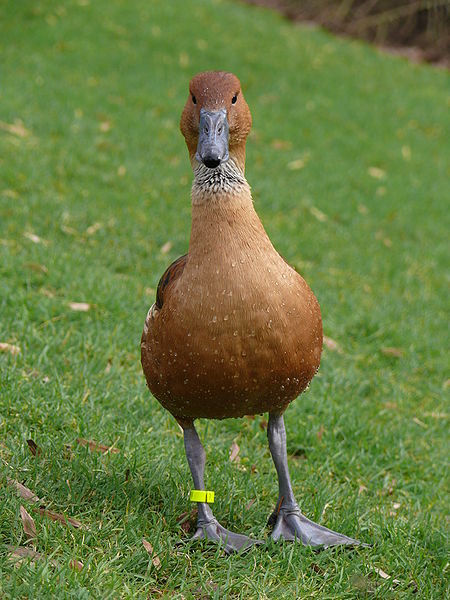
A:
[269,506,367,548]
[192,519,263,554]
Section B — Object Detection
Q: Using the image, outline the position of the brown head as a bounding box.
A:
[180,71,252,172]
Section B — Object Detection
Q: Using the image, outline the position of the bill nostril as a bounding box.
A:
[203,157,221,169]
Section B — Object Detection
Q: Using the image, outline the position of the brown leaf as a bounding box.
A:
[310,562,324,574]
[401,145,411,161]
[8,546,58,567]
[323,336,342,353]
[381,347,404,358]
[69,559,83,571]
[24,232,48,245]
[76,437,119,454]
[0,342,20,356]
[99,120,111,132]
[0,119,31,138]
[316,424,325,442]
[24,262,48,274]
[160,241,173,254]
[287,158,306,170]
[86,222,102,235]
[37,507,83,529]
[142,538,161,569]
[271,139,292,150]
[368,166,386,179]
[7,478,41,503]
[229,441,240,463]
[27,439,41,457]
[412,417,427,429]
[245,498,256,510]
[373,566,400,585]
[309,206,327,222]
[177,509,197,534]
[69,302,91,312]
[20,506,37,540]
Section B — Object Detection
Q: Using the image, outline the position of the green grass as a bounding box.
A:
[0,0,448,597]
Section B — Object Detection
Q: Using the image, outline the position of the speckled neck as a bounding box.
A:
[191,159,250,204]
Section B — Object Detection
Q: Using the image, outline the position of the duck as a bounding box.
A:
[141,71,363,553]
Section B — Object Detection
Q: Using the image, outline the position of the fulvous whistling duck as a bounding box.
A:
[141,71,364,553]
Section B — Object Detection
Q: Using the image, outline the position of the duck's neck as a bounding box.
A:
[189,159,270,259]
[191,158,249,204]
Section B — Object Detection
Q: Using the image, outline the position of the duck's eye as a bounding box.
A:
[192,95,197,105]
[231,94,237,104]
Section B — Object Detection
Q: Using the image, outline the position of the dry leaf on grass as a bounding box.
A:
[160,241,173,254]
[316,424,325,442]
[323,336,342,353]
[245,498,256,510]
[20,506,37,540]
[310,562,324,574]
[368,166,386,179]
[24,232,48,245]
[309,206,327,222]
[69,558,84,571]
[7,478,42,503]
[0,342,20,356]
[287,158,306,170]
[8,546,58,567]
[27,439,41,457]
[68,302,91,312]
[86,222,102,236]
[229,441,240,463]
[358,484,368,495]
[412,417,427,429]
[76,437,119,454]
[373,566,401,585]
[0,120,31,137]
[37,508,83,529]
[8,547,81,570]
[24,262,48,274]
[99,120,112,132]
[271,139,292,150]
[177,509,197,534]
[142,538,161,569]
[381,347,404,358]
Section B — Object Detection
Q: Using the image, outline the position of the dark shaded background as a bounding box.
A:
[246,0,449,64]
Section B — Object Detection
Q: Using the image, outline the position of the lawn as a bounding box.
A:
[0,0,448,598]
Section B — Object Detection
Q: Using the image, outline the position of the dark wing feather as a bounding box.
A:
[155,254,188,309]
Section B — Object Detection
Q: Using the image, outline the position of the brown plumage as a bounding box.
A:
[141,71,322,424]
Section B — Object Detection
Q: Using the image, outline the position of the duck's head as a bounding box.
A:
[180,71,252,173]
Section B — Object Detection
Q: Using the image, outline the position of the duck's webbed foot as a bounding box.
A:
[268,504,362,548]
[192,517,262,554]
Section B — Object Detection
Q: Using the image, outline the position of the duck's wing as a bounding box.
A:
[142,254,188,339]
[155,253,188,310]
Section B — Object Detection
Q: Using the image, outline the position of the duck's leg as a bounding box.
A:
[267,412,362,548]
[182,423,261,554]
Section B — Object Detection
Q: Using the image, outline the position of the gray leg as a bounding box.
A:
[267,413,364,548]
[182,424,262,554]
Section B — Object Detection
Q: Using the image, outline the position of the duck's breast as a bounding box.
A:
[141,249,322,421]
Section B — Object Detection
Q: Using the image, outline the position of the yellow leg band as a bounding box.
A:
[189,490,215,504]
